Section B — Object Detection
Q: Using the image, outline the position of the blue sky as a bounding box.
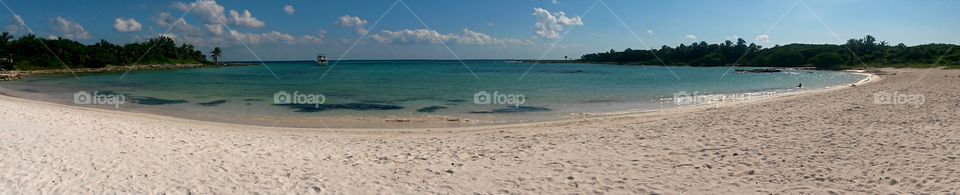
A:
[1,0,958,61]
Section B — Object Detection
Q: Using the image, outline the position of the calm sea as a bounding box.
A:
[0,60,866,128]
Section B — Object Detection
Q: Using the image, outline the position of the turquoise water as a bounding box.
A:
[0,60,865,128]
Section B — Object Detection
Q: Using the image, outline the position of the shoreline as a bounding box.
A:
[3,68,958,194]
[0,70,879,133]
[518,59,827,68]
[0,60,878,130]
[0,63,255,81]
[0,67,875,130]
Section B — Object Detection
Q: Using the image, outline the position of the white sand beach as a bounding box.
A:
[1,68,958,194]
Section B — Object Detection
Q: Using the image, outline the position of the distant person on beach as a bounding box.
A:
[797,83,803,88]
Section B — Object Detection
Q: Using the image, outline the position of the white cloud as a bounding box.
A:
[159,33,177,40]
[755,35,770,43]
[300,31,326,45]
[51,16,90,40]
[283,5,295,15]
[356,28,369,36]
[151,1,319,48]
[456,29,532,46]
[146,12,220,47]
[371,28,531,46]
[113,18,142,32]
[685,34,697,40]
[153,12,177,27]
[4,15,27,34]
[336,15,368,35]
[532,7,583,39]
[550,0,560,4]
[11,15,24,27]
[228,30,295,45]
[153,12,204,36]
[336,15,367,27]
[229,9,265,28]
[172,1,190,11]
[371,29,454,45]
[174,0,226,34]
[173,1,264,29]
[175,0,225,24]
[646,29,653,34]
[205,24,224,35]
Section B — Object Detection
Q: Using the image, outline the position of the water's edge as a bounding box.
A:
[0,63,869,129]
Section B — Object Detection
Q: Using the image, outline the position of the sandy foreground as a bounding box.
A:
[1,69,958,194]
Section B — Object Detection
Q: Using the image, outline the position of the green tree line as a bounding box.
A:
[580,35,960,70]
[0,32,209,70]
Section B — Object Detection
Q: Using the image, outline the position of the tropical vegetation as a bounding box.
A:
[580,35,960,70]
[210,47,223,65]
[0,32,209,70]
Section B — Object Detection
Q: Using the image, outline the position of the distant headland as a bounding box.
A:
[574,35,960,70]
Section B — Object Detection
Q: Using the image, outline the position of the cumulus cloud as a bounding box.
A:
[153,12,204,36]
[755,34,770,43]
[174,1,265,32]
[685,34,697,40]
[153,12,179,27]
[155,1,318,48]
[283,5,295,15]
[300,31,326,45]
[646,29,653,34]
[229,9,265,28]
[205,24,224,35]
[228,30,295,45]
[4,15,27,34]
[532,7,583,39]
[336,15,368,35]
[174,0,225,24]
[456,29,533,46]
[354,28,369,36]
[371,28,531,46]
[150,11,221,47]
[336,15,367,27]
[371,29,453,45]
[113,18,142,32]
[173,0,226,35]
[51,16,90,40]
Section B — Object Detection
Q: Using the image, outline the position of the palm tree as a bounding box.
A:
[210,47,222,64]
[564,56,568,61]
[0,32,12,45]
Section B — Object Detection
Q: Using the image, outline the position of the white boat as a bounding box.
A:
[316,54,328,65]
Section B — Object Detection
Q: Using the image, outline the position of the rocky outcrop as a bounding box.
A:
[0,64,246,81]
[0,71,23,81]
[22,64,217,75]
[734,68,782,73]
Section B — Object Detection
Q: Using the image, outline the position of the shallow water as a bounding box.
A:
[0,60,865,128]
